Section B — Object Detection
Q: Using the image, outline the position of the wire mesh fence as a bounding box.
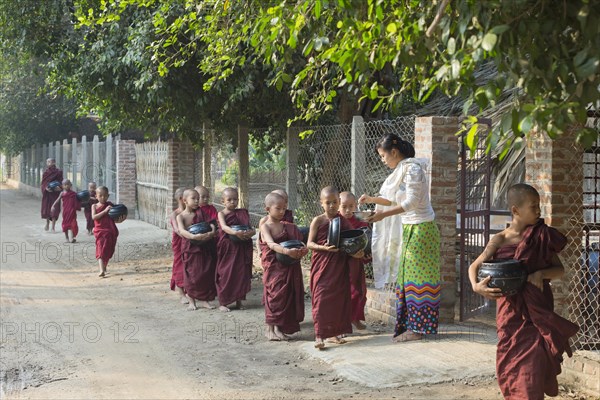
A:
[565,115,600,350]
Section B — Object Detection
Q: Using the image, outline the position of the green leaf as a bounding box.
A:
[575,57,599,80]
[518,115,534,134]
[489,25,510,35]
[315,0,321,19]
[386,22,397,34]
[481,33,497,51]
[465,124,478,151]
[447,37,456,55]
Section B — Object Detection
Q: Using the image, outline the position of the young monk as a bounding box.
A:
[468,183,579,399]
[169,187,187,304]
[51,179,81,243]
[176,189,218,310]
[92,186,120,277]
[257,189,294,254]
[83,182,98,235]
[40,158,63,232]
[339,191,370,330]
[259,192,308,341]
[216,187,255,312]
[194,185,219,225]
[307,186,363,349]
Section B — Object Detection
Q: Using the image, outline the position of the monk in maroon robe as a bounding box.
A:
[40,158,63,231]
[169,188,186,303]
[347,215,369,329]
[216,208,254,311]
[52,180,80,243]
[260,220,306,337]
[469,184,579,399]
[494,219,578,399]
[83,183,97,234]
[307,187,356,349]
[92,186,119,277]
[181,209,217,305]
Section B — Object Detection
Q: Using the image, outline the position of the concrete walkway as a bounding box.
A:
[300,324,498,389]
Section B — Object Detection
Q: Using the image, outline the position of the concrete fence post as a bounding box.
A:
[286,127,299,211]
[351,115,366,197]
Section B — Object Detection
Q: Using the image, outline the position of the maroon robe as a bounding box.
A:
[181,209,217,301]
[94,202,118,264]
[282,209,294,223]
[216,209,253,306]
[310,214,353,339]
[259,222,305,334]
[83,190,97,232]
[40,166,63,220]
[169,212,184,290]
[60,190,80,237]
[494,219,579,399]
[347,215,369,322]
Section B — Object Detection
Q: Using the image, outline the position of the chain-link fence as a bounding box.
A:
[566,115,600,350]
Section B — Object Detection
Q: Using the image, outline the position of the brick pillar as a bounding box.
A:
[525,129,584,318]
[116,140,137,216]
[167,139,195,210]
[414,116,459,323]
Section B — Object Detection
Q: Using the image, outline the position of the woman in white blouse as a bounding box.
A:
[359,134,440,342]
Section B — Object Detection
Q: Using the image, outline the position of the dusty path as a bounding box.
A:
[0,185,587,399]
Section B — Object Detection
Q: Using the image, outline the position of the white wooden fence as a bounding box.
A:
[135,141,170,229]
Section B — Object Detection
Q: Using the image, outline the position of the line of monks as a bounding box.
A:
[170,185,369,347]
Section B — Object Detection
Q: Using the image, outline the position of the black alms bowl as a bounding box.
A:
[327,217,341,248]
[47,181,62,191]
[228,225,252,243]
[339,229,368,256]
[276,240,305,265]
[76,190,90,204]
[188,222,212,245]
[298,226,310,244]
[358,226,372,256]
[477,258,527,297]
[108,204,128,223]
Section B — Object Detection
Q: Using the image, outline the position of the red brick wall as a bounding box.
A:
[116,140,137,214]
[414,116,460,323]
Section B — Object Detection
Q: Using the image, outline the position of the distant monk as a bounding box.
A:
[83,182,98,235]
[216,187,255,312]
[40,158,63,232]
[51,179,81,243]
[92,186,120,277]
[169,188,187,304]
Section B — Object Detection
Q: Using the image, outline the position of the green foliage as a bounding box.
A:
[80,0,600,148]
[249,133,286,174]
[221,160,238,186]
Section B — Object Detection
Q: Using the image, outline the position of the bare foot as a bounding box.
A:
[235,300,244,310]
[314,339,325,350]
[98,271,105,278]
[198,301,215,309]
[392,331,423,343]
[326,336,347,344]
[219,305,230,312]
[187,303,197,311]
[180,296,189,305]
[71,238,76,243]
[44,224,49,231]
[265,330,281,341]
[274,326,289,341]
[352,320,366,330]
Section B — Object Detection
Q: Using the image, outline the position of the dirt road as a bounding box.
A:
[0,185,587,399]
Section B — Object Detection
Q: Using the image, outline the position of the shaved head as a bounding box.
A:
[271,189,289,201]
[97,186,109,196]
[507,183,539,207]
[320,186,339,199]
[265,192,285,207]
[174,187,186,200]
[339,191,356,202]
[183,189,198,199]
[222,187,238,198]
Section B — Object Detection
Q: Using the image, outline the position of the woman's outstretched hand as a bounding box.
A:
[358,194,371,204]
[366,210,385,223]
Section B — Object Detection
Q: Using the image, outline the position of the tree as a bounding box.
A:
[81,0,599,148]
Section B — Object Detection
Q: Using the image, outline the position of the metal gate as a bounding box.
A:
[459,121,493,321]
